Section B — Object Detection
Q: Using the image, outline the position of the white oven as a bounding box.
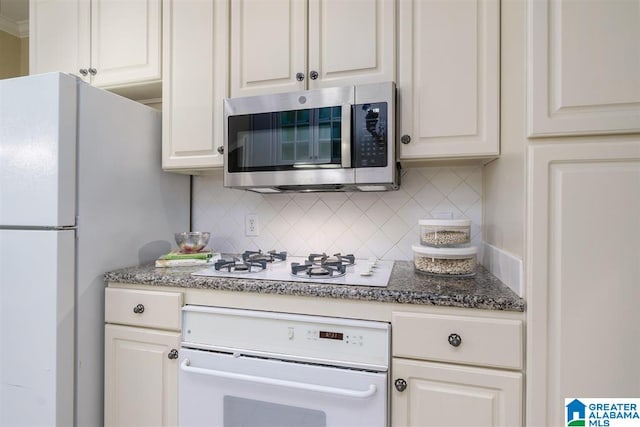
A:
[179,305,390,427]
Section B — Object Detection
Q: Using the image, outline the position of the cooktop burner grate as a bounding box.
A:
[307,253,355,266]
[291,259,347,278]
[242,250,287,264]
[214,257,267,273]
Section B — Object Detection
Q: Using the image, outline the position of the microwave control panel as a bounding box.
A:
[353,102,388,168]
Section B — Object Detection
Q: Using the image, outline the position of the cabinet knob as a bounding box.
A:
[79,69,88,76]
[296,72,305,82]
[88,68,97,76]
[394,378,407,392]
[448,333,462,347]
[309,70,319,80]
[167,349,179,360]
[217,146,224,155]
[400,134,411,144]
[133,304,145,314]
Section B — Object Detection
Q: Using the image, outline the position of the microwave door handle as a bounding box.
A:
[341,103,352,168]
[180,358,377,399]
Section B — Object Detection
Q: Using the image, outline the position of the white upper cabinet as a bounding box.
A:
[29,0,90,79]
[229,0,395,97]
[30,0,162,99]
[397,0,500,161]
[528,0,640,137]
[162,0,228,171]
[307,0,395,89]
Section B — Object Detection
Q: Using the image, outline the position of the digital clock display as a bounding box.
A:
[319,331,344,340]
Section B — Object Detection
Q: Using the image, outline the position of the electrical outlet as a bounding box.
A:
[245,214,259,236]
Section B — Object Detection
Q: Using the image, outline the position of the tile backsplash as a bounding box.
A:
[192,166,483,260]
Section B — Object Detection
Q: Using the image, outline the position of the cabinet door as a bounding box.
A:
[29,0,91,78]
[90,0,162,89]
[307,0,395,89]
[230,0,307,97]
[528,0,640,137]
[104,324,180,427]
[162,0,228,170]
[392,358,522,427]
[398,0,499,160]
[527,140,640,426]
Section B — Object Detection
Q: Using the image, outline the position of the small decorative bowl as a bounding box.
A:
[174,232,210,253]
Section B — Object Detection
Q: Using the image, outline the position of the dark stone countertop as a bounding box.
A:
[105,261,525,312]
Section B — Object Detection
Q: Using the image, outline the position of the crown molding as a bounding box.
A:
[0,14,28,38]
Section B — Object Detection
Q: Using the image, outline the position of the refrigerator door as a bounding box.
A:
[0,229,75,427]
[0,73,77,228]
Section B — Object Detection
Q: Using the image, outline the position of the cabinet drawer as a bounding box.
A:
[105,288,183,331]
[392,312,523,370]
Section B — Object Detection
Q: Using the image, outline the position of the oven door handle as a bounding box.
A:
[180,358,378,399]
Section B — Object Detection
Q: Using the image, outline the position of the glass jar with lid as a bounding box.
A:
[419,219,471,247]
[411,244,477,277]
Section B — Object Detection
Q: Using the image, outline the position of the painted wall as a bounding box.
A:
[0,30,25,79]
[192,166,483,260]
[483,0,526,259]
[20,36,28,74]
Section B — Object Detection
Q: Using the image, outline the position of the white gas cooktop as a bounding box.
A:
[192,256,394,287]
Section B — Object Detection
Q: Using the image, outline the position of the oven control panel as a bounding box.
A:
[303,328,364,346]
[182,305,390,371]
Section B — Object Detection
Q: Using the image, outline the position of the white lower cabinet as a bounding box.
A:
[104,288,183,427]
[104,325,180,427]
[391,311,523,427]
[392,359,522,427]
[102,285,525,426]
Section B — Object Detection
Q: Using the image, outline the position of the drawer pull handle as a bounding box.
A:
[448,333,462,347]
[133,304,145,314]
[394,378,407,392]
[168,349,179,360]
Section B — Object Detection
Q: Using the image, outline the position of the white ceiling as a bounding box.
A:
[0,0,28,37]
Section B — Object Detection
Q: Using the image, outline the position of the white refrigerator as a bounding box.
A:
[0,73,190,426]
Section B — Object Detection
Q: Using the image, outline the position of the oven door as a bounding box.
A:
[179,348,388,427]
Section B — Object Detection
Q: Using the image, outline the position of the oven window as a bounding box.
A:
[227,107,343,172]
[224,396,326,427]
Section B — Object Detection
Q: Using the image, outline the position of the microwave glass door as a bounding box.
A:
[227,106,343,172]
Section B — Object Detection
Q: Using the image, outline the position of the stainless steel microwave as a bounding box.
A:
[222,82,399,193]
